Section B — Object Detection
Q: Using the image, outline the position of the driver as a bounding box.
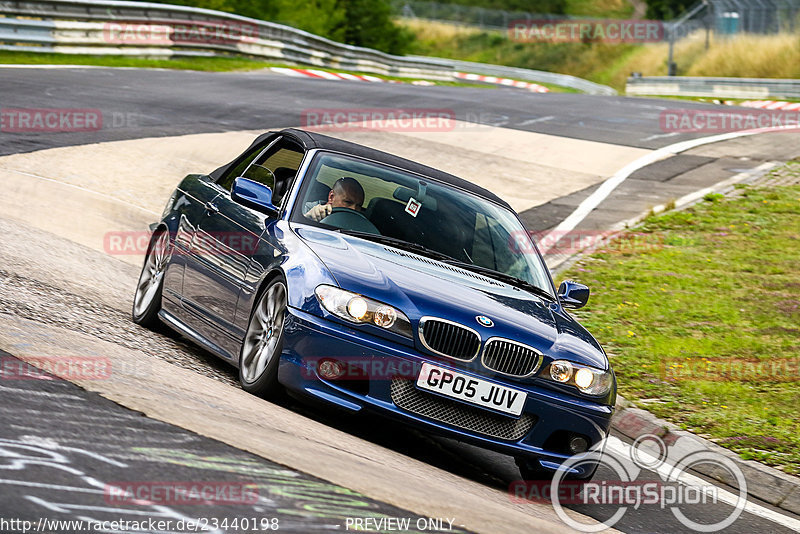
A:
[304,176,365,222]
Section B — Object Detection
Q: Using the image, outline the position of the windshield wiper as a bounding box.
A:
[336,230,458,263]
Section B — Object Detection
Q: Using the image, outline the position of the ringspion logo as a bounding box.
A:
[511,434,747,532]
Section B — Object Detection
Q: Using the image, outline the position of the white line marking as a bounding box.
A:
[540,124,800,254]
[655,162,775,212]
[518,116,555,126]
[605,440,800,532]
[641,131,680,142]
[602,161,778,239]
[0,479,105,493]
[0,383,87,400]
[4,169,160,216]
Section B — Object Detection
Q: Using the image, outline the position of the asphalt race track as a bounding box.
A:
[1,66,799,534]
[0,66,719,157]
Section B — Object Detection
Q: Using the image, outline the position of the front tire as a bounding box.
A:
[239,278,287,399]
[132,230,170,328]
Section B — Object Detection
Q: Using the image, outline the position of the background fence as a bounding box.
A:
[392,0,800,37]
[393,0,564,31]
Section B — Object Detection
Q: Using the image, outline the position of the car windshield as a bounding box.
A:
[290,152,553,296]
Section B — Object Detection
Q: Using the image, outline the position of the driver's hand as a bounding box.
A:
[305,203,332,222]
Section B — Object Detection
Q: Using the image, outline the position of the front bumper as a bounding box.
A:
[279,307,614,470]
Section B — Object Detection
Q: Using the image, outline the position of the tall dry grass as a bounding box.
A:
[402,16,800,90]
[685,34,800,78]
[605,32,800,87]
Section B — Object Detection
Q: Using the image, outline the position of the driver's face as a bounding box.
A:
[328,187,363,210]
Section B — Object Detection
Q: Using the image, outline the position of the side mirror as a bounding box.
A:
[558,280,590,309]
[232,177,279,216]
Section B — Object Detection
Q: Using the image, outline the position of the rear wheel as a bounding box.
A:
[132,230,170,328]
[239,278,287,399]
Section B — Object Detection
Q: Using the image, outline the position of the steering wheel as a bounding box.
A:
[320,207,379,234]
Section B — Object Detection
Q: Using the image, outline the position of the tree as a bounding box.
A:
[645,0,694,20]
[334,0,414,54]
[428,0,567,14]
[133,0,412,54]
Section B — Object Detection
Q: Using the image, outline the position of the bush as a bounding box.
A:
[136,0,412,54]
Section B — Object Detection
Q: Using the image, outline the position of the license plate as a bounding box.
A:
[416,363,527,416]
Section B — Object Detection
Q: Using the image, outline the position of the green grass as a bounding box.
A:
[559,161,800,475]
[0,51,496,88]
[403,17,800,92]
[565,0,635,18]
[0,51,286,71]
[0,50,577,91]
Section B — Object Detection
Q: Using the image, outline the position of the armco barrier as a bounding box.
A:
[627,75,800,100]
[431,57,617,95]
[0,0,618,94]
[0,0,452,79]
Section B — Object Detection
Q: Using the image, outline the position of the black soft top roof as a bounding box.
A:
[210,128,510,209]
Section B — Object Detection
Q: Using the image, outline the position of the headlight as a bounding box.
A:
[315,285,412,338]
[543,360,613,396]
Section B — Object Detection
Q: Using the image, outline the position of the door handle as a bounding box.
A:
[204,201,219,214]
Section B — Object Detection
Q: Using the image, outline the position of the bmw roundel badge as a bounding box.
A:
[476,315,494,327]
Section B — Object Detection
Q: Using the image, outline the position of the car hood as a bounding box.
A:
[295,226,607,369]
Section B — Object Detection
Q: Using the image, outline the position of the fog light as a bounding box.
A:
[568,436,589,454]
[550,360,572,383]
[318,359,346,380]
[346,297,368,320]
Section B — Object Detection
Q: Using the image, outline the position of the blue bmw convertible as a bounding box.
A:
[133,128,616,480]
